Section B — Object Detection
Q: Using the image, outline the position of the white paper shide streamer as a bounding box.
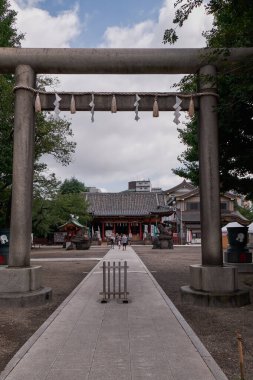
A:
[134,94,141,121]
[89,93,95,122]
[53,93,62,120]
[173,96,182,125]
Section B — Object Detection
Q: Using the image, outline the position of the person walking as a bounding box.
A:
[118,234,122,249]
[122,234,128,251]
[110,234,115,249]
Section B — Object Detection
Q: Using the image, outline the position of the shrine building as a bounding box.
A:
[85,191,173,242]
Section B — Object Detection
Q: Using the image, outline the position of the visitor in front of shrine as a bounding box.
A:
[118,235,122,249]
[128,232,132,245]
[110,234,115,249]
[115,233,119,245]
[122,234,128,250]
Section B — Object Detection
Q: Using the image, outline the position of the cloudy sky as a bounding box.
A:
[10,0,213,192]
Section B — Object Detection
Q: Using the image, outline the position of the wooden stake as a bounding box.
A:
[236,332,245,380]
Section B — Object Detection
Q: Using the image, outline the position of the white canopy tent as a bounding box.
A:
[222,222,243,233]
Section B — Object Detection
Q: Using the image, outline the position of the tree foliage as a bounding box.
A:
[34,76,76,167]
[32,193,90,238]
[0,0,24,47]
[236,204,253,222]
[163,0,253,46]
[32,176,90,237]
[60,177,87,195]
[0,0,77,227]
[0,0,21,227]
[165,0,253,199]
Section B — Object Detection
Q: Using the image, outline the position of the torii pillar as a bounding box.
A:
[181,65,249,306]
[0,65,51,306]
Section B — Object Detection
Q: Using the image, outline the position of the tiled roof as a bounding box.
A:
[176,188,199,200]
[176,210,249,224]
[164,180,196,194]
[221,210,249,224]
[176,189,237,201]
[85,192,172,217]
[58,218,84,229]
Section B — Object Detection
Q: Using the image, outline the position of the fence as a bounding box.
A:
[100,261,129,303]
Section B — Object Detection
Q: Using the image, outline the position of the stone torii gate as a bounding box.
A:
[0,47,252,306]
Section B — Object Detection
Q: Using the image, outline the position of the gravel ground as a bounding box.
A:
[0,245,253,380]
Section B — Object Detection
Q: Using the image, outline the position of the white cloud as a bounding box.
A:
[10,0,213,191]
[101,20,156,49]
[10,0,81,47]
[14,0,45,6]
[102,0,213,49]
[43,107,184,192]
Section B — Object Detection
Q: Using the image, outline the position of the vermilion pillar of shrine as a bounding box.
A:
[139,223,143,240]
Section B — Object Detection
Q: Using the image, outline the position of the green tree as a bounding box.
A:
[50,193,90,227]
[236,205,253,222]
[0,0,24,47]
[0,0,23,226]
[60,177,87,194]
[164,0,253,199]
[0,0,76,227]
[32,175,90,237]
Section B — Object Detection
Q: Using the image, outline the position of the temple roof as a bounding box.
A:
[164,180,196,195]
[58,218,84,230]
[176,209,249,225]
[85,192,173,217]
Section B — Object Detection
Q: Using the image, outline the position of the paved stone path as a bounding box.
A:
[0,247,228,380]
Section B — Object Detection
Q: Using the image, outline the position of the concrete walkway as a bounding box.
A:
[1,247,228,380]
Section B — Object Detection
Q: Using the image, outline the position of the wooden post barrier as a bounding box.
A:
[100,261,129,303]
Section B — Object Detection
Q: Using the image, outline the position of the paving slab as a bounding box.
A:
[0,247,228,380]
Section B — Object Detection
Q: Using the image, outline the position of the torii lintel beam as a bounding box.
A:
[0,48,252,74]
[39,93,200,112]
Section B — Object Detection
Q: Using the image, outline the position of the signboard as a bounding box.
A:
[54,232,67,243]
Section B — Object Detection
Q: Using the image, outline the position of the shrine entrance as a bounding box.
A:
[0,47,252,305]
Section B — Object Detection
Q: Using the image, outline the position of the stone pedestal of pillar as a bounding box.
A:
[0,266,52,307]
[181,264,250,307]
